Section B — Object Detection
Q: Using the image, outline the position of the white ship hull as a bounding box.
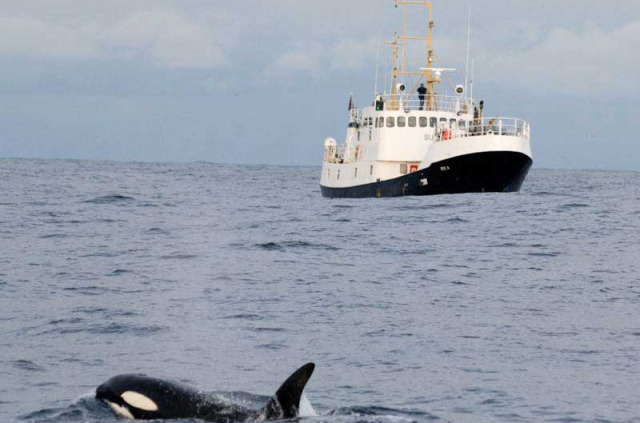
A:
[321,135,531,198]
[321,107,532,198]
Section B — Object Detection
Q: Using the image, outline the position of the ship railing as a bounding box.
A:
[323,145,346,164]
[377,94,473,114]
[437,117,531,142]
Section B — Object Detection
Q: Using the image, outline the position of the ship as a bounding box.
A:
[320,1,532,199]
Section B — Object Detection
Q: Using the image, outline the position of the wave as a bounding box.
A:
[39,234,67,239]
[11,360,46,372]
[19,395,436,423]
[20,395,112,423]
[254,241,339,251]
[559,203,590,210]
[326,406,440,422]
[36,322,166,337]
[160,253,198,260]
[82,195,135,204]
[144,227,171,236]
[223,313,263,321]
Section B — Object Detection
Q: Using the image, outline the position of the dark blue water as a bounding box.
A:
[1,159,639,423]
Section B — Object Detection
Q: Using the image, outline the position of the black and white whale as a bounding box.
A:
[96,362,315,421]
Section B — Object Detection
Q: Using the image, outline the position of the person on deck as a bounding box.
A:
[417,84,427,110]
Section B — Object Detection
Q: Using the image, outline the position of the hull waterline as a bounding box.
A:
[320,151,532,199]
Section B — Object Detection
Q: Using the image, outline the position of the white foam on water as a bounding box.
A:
[299,394,317,417]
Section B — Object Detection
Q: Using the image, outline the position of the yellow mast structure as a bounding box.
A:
[385,35,400,110]
[392,0,438,110]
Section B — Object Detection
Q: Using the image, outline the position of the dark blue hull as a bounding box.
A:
[321,151,532,199]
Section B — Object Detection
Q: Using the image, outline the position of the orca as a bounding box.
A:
[96,362,315,421]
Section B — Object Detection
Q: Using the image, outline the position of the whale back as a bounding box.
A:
[96,363,316,421]
[261,363,316,419]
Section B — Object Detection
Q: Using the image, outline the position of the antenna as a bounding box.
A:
[384,45,388,95]
[420,67,456,80]
[374,32,382,95]
[470,59,474,101]
[464,5,472,96]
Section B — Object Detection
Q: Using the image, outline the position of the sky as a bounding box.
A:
[0,0,638,170]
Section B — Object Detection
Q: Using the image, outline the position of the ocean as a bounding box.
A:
[0,159,639,423]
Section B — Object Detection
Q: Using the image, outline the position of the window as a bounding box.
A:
[430,117,438,128]
[440,118,448,124]
[409,116,417,127]
[419,117,428,127]
[355,168,358,178]
[450,119,457,129]
[400,164,408,174]
[459,120,467,130]
[357,131,361,141]
[378,117,384,128]
[370,165,374,175]
[397,116,406,127]
[369,117,373,126]
[337,170,340,180]
[386,116,395,128]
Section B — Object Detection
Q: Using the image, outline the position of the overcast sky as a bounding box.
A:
[0,0,638,170]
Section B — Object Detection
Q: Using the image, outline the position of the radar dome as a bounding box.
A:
[324,138,337,148]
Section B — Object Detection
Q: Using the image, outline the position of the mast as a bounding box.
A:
[426,1,436,110]
[393,1,438,109]
[385,35,400,110]
[464,6,472,95]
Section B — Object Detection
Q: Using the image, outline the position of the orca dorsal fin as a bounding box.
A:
[262,363,315,419]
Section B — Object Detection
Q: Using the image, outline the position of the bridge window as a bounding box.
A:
[409,116,417,127]
[430,117,437,128]
[386,117,395,128]
[459,120,467,130]
[450,119,457,129]
[378,117,384,128]
[398,116,406,127]
[419,117,428,127]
